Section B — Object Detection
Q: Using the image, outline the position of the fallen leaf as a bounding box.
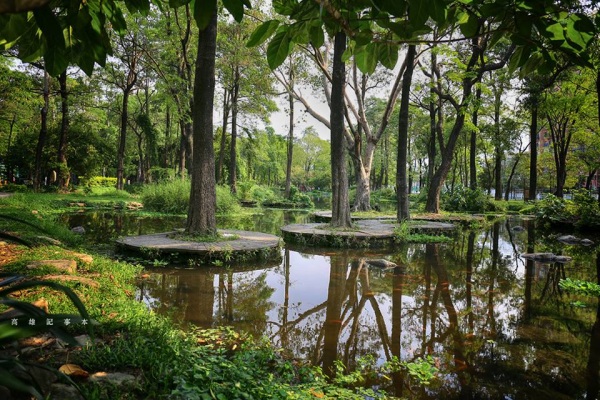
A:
[59,364,89,379]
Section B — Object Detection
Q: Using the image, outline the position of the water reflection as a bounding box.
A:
[136,220,599,399]
[59,211,600,398]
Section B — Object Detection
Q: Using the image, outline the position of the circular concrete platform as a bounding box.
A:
[116,229,281,264]
[281,219,456,248]
[312,210,396,222]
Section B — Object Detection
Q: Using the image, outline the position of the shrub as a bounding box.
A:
[442,186,499,213]
[289,185,314,208]
[216,185,241,214]
[141,180,190,214]
[571,189,600,228]
[250,185,278,204]
[85,176,117,188]
[535,189,600,229]
[0,183,28,193]
[141,181,241,215]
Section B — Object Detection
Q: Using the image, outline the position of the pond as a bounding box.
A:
[60,210,600,399]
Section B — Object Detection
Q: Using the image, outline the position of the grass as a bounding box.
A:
[394,221,455,244]
[167,231,240,242]
[0,192,434,398]
[2,243,404,399]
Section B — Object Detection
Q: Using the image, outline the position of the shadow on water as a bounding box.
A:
[60,211,600,399]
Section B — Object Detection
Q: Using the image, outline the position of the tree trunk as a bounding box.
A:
[34,68,50,192]
[186,12,218,235]
[178,119,192,179]
[585,169,596,190]
[57,70,70,190]
[117,89,131,190]
[217,88,230,184]
[494,146,502,200]
[5,115,16,182]
[330,32,351,228]
[116,58,138,190]
[284,63,294,199]
[397,44,416,222]
[504,153,524,200]
[228,67,240,193]
[353,164,371,211]
[528,103,538,201]
[470,87,481,189]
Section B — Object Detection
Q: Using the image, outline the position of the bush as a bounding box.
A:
[442,186,499,213]
[289,185,314,208]
[141,181,241,215]
[216,185,241,214]
[250,185,278,204]
[0,183,28,193]
[535,189,600,229]
[141,180,190,214]
[85,176,117,188]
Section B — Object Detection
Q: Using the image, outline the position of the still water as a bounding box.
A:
[61,211,600,399]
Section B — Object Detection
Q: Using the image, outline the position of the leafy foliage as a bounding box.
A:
[559,278,600,297]
[442,186,500,213]
[250,0,597,75]
[141,180,240,215]
[0,276,91,398]
[535,189,600,229]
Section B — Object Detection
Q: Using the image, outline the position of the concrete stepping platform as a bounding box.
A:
[281,220,455,248]
[312,210,396,222]
[116,230,281,264]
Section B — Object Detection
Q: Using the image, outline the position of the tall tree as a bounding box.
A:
[33,66,49,191]
[104,29,143,190]
[186,12,218,234]
[284,58,295,199]
[56,70,70,189]
[397,44,417,221]
[330,31,352,227]
[540,69,596,198]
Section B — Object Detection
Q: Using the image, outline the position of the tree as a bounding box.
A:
[186,12,218,234]
[254,0,597,215]
[539,68,596,198]
[397,45,417,221]
[330,31,352,227]
[103,27,143,190]
[216,15,277,193]
[0,0,149,77]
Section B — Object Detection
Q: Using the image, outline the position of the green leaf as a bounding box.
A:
[309,24,324,48]
[372,0,407,17]
[378,20,413,39]
[459,12,479,37]
[247,20,280,47]
[169,0,191,7]
[429,0,447,24]
[354,30,373,46]
[192,0,217,30]
[222,0,245,22]
[519,51,543,77]
[266,29,293,70]
[515,11,532,38]
[544,22,565,42]
[408,0,429,27]
[354,43,378,74]
[101,0,127,34]
[508,45,531,74]
[377,42,398,69]
[273,0,296,15]
[564,13,595,51]
[125,0,150,14]
[0,14,29,45]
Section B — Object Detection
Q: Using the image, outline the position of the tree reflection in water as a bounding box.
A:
[137,219,600,399]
